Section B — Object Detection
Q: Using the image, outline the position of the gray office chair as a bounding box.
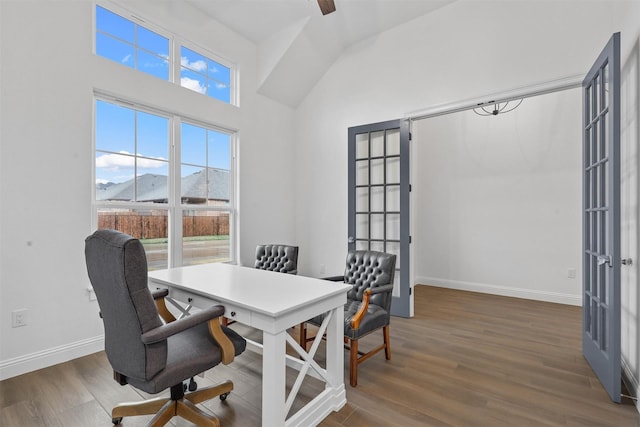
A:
[303,250,396,386]
[85,229,246,426]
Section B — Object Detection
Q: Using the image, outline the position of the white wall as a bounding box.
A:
[0,0,296,379]
[412,88,582,304]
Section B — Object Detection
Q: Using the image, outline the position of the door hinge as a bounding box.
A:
[409,132,412,141]
[409,287,412,295]
[409,184,412,192]
[409,236,412,244]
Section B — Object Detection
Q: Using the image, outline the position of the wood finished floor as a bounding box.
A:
[1,285,639,426]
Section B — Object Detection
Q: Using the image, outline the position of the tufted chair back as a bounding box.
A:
[85,229,167,382]
[344,250,396,311]
[255,244,299,274]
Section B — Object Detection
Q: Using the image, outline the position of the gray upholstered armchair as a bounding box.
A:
[254,244,299,274]
[85,229,246,426]
[304,250,396,386]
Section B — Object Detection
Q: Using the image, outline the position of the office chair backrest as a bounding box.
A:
[255,244,299,274]
[344,250,396,310]
[85,229,167,382]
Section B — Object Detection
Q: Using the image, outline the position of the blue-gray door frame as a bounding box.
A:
[348,119,411,318]
[582,32,621,403]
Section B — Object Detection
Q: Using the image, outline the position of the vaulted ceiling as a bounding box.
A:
[184,0,456,107]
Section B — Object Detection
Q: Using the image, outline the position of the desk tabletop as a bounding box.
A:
[148,263,350,318]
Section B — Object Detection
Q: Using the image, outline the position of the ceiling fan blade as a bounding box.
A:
[317,0,336,15]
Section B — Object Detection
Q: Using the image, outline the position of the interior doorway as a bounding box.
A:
[410,87,583,305]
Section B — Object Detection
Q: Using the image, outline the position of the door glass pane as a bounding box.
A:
[371,159,384,185]
[370,214,384,240]
[356,214,369,239]
[600,306,607,351]
[387,185,400,211]
[356,159,369,185]
[371,186,384,212]
[392,273,401,297]
[356,187,369,212]
[355,133,369,159]
[603,63,609,109]
[370,241,384,253]
[387,241,400,263]
[356,240,369,251]
[386,129,400,156]
[386,157,400,183]
[601,112,608,160]
[371,131,384,157]
[386,213,400,241]
[593,73,600,119]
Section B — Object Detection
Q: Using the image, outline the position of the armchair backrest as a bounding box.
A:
[85,229,166,382]
[344,250,396,310]
[255,244,299,274]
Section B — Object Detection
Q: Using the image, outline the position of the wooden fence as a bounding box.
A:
[98,212,229,239]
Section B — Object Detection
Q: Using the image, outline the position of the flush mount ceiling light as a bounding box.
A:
[473,98,523,116]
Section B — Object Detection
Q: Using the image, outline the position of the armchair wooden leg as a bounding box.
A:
[383,325,391,360]
[350,338,358,387]
[298,322,307,351]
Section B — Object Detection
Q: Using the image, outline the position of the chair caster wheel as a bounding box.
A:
[188,378,197,391]
[112,417,123,425]
[220,392,229,401]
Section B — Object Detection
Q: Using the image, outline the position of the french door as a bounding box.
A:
[582,32,621,403]
[348,119,411,317]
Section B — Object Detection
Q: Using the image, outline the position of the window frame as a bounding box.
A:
[92,93,237,268]
[95,0,238,106]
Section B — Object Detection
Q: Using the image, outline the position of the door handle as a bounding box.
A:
[597,255,612,267]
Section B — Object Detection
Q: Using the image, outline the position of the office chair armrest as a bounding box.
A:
[151,288,177,323]
[350,284,394,330]
[141,305,226,344]
[322,275,345,282]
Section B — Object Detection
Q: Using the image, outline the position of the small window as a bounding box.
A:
[180,47,231,103]
[96,5,169,80]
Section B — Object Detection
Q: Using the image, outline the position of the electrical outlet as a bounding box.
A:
[319,264,326,274]
[12,309,28,328]
[568,268,577,279]
[87,287,97,301]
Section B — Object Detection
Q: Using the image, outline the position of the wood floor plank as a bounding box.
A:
[1,285,639,426]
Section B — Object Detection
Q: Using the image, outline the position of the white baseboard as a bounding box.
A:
[0,335,104,381]
[622,358,640,414]
[415,276,581,306]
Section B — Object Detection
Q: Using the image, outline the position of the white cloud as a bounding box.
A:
[181,77,206,94]
[181,56,207,72]
[96,151,167,169]
[122,54,132,64]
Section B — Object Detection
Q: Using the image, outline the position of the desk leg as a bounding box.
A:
[326,306,346,391]
[262,330,287,425]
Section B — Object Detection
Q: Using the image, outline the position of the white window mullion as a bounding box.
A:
[169,116,182,268]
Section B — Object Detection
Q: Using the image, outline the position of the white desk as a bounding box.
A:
[147,263,350,427]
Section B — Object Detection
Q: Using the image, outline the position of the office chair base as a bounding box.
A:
[111,379,233,426]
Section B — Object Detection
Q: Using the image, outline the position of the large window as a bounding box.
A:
[95,3,236,105]
[94,98,235,269]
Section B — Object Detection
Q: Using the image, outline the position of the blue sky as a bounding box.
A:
[94,6,232,187]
